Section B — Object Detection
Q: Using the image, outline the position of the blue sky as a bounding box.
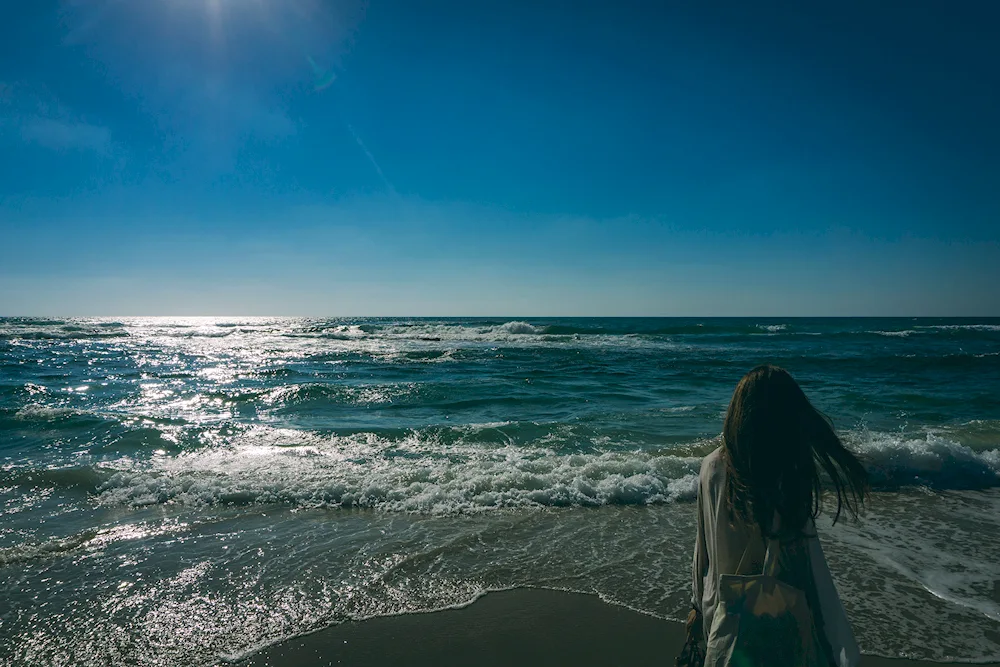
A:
[1,0,998,316]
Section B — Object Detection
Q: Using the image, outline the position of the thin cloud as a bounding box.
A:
[19,117,111,153]
[0,82,114,155]
[348,123,395,194]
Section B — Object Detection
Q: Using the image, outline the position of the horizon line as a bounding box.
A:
[2,314,999,319]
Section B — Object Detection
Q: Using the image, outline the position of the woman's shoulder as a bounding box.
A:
[700,446,724,473]
[699,446,726,487]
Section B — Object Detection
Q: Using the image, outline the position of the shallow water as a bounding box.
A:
[2,317,999,664]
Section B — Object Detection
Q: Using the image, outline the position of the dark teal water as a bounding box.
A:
[2,317,999,664]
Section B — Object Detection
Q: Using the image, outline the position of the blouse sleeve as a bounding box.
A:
[691,482,709,612]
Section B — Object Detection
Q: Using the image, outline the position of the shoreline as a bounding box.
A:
[236,588,998,667]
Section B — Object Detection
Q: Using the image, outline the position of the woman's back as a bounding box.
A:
[687,365,868,667]
[692,447,860,666]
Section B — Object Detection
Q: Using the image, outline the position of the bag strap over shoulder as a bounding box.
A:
[735,532,781,577]
[762,537,780,576]
[734,542,751,576]
[762,510,782,576]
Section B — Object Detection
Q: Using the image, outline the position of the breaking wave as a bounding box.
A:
[6,425,996,513]
[91,431,703,512]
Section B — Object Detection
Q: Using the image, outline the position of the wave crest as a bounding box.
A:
[496,321,542,335]
[854,430,1000,490]
[6,423,998,513]
[89,424,1000,510]
[92,433,702,512]
[14,404,78,421]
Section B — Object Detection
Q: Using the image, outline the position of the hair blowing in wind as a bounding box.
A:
[722,364,870,537]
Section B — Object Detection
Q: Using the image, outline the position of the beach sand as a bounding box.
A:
[240,588,992,667]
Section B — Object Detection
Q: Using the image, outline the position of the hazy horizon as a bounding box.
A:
[3,314,999,320]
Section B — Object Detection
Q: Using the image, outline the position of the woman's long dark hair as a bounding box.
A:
[722,364,869,538]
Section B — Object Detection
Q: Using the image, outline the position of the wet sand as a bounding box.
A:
[239,588,994,667]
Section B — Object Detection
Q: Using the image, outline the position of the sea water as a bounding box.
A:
[1,317,998,664]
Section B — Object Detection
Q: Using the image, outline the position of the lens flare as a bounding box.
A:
[306,55,337,91]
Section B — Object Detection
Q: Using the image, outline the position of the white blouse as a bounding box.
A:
[691,447,861,667]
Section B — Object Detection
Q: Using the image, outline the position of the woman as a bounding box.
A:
[683,365,869,667]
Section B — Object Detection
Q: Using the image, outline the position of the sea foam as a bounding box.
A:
[11,425,983,513]
[90,428,703,512]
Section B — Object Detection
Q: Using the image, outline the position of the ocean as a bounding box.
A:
[1,317,999,664]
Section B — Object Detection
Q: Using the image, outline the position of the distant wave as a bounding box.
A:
[4,318,999,346]
[276,319,800,340]
[866,325,1000,337]
[14,404,79,421]
[1,464,110,492]
[307,324,367,340]
[542,323,792,337]
[497,321,542,335]
[3,404,111,434]
[1,330,129,341]
[917,324,1000,332]
[370,320,801,340]
[0,530,99,566]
